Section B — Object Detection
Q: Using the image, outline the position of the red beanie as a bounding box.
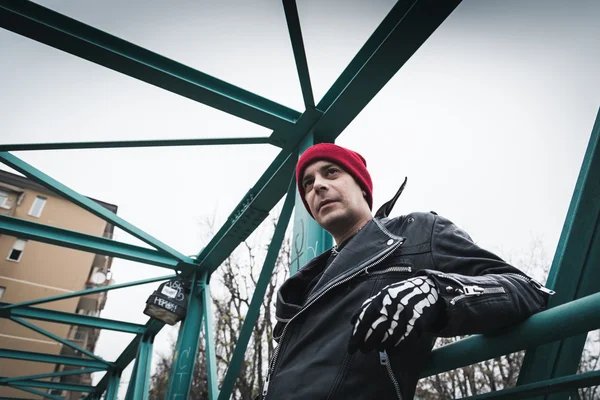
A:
[296,143,373,216]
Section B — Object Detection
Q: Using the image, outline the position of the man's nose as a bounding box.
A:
[313,174,329,191]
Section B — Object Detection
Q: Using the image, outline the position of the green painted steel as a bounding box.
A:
[0,1,301,131]
[104,371,121,400]
[202,275,219,400]
[0,397,40,400]
[290,133,332,275]
[422,291,600,378]
[8,379,94,393]
[283,0,315,108]
[124,357,140,400]
[0,152,193,264]
[0,368,102,384]
[217,178,297,400]
[464,370,600,400]
[2,274,176,310]
[517,107,600,397]
[315,0,462,142]
[0,302,146,334]
[0,349,108,369]
[165,273,206,400]
[0,215,193,271]
[0,137,273,152]
[7,385,63,400]
[10,317,111,365]
[132,336,153,400]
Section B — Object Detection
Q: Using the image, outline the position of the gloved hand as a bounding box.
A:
[348,276,441,354]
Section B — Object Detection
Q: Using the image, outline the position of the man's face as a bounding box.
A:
[301,160,371,232]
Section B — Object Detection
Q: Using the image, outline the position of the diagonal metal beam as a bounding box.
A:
[195,149,297,273]
[0,151,194,264]
[517,107,600,397]
[217,177,296,400]
[0,137,273,152]
[7,385,63,400]
[0,215,194,272]
[0,0,301,131]
[0,367,102,384]
[2,274,176,310]
[315,0,462,142]
[11,317,111,365]
[0,349,108,369]
[282,0,315,108]
[8,379,94,393]
[1,302,146,334]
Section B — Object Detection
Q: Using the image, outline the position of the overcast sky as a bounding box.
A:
[2,0,600,397]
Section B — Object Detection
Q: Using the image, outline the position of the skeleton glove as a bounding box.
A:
[348,276,441,354]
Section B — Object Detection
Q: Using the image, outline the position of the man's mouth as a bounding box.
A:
[318,200,337,212]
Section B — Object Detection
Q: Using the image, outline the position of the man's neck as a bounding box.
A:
[333,217,372,247]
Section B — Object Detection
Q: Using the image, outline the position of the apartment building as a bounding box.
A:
[0,169,117,399]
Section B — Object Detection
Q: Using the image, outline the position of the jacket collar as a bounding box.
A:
[275,218,404,323]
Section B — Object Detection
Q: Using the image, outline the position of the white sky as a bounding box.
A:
[2,0,600,397]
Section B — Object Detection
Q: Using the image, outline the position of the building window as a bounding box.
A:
[28,196,47,218]
[0,191,9,209]
[7,239,27,262]
[0,287,5,300]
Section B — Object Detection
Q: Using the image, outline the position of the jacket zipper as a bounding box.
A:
[502,272,556,295]
[380,350,403,400]
[263,238,404,400]
[450,286,506,305]
[434,272,505,306]
[365,265,412,275]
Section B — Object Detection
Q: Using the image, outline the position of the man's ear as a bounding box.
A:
[362,191,367,198]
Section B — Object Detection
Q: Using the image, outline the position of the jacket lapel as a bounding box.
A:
[305,218,404,303]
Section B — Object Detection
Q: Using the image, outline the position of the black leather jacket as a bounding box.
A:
[262,212,551,400]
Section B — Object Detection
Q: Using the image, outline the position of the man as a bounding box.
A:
[262,143,552,400]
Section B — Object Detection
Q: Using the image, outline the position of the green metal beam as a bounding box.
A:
[0,302,145,334]
[0,215,193,272]
[464,370,600,400]
[104,371,121,400]
[315,0,462,142]
[0,368,101,384]
[11,316,111,365]
[290,133,332,275]
[0,397,38,400]
[0,349,108,369]
[0,151,193,264]
[165,273,206,400]
[422,291,600,377]
[517,107,600,398]
[195,149,297,273]
[2,274,176,310]
[131,336,153,400]
[0,137,273,152]
[7,379,94,393]
[0,1,301,131]
[217,177,296,400]
[7,385,63,400]
[202,274,218,400]
[282,0,315,109]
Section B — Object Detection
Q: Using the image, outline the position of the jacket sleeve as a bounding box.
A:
[419,215,553,337]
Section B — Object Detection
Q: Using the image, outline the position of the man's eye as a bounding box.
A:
[303,180,313,188]
[327,168,339,176]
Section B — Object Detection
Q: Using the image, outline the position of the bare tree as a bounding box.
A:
[149,217,290,399]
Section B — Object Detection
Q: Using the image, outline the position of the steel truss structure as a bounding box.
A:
[0,0,599,399]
